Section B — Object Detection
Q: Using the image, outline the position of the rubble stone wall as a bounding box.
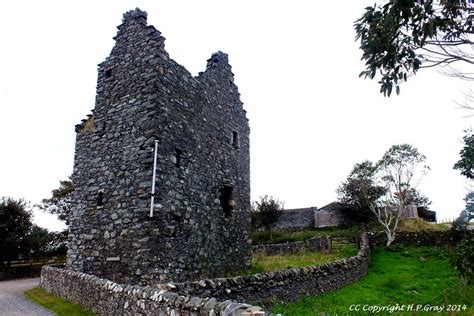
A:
[274,207,316,230]
[314,208,347,228]
[40,265,264,316]
[252,236,331,256]
[368,230,469,247]
[41,234,370,312]
[165,233,370,305]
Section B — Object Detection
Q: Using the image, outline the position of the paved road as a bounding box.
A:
[0,278,54,316]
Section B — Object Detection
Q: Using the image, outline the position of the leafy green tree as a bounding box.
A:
[38,177,73,224]
[337,161,385,223]
[252,195,283,241]
[355,0,474,96]
[24,225,50,259]
[453,191,474,230]
[369,144,430,246]
[46,230,68,257]
[454,130,474,179]
[0,198,33,265]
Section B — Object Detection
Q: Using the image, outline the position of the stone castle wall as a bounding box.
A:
[68,8,251,285]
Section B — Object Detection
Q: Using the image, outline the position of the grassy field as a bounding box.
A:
[272,246,474,315]
[249,247,358,274]
[24,287,95,316]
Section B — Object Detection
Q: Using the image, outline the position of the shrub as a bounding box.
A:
[451,234,474,284]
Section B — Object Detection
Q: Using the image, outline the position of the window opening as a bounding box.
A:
[97,190,104,208]
[175,148,183,168]
[232,131,240,149]
[105,68,112,79]
[220,186,234,217]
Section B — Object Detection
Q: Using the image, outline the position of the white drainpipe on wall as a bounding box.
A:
[149,140,159,218]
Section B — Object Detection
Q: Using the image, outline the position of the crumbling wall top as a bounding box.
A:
[122,8,148,24]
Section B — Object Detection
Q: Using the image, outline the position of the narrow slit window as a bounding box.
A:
[97,190,104,208]
[175,148,182,168]
[220,186,234,217]
[232,131,240,149]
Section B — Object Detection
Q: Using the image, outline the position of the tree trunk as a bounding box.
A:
[386,231,396,247]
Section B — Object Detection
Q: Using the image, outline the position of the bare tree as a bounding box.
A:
[368,144,430,246]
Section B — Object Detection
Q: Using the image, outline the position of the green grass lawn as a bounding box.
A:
[24,287,95,316]
[272,246,474,315]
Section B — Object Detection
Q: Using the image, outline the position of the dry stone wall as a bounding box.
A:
[40,265,264,316]
[252,236,330,256]
[164,233,370,305]
[68,8,251,285]
[41,234,370,313]
[368,230,469,247]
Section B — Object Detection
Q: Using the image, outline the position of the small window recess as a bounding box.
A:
[220,186,235,217]
[97,189,104,209]
[104,67,113,80]
[232,131,240,149]
[175,148,183,168]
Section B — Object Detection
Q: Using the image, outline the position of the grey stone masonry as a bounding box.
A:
[41,233,369,313]
[274,207,316,230]
[164,233,370,306]
[68,8,251,285]
[252,236,330,256]
[40,265,265,316]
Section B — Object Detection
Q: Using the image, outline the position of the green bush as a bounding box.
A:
[451,234,474,284]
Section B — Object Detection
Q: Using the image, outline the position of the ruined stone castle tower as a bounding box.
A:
[67,8,251,285]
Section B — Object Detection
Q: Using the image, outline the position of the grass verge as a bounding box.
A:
[24,287,95,316]
[272,246,474,315]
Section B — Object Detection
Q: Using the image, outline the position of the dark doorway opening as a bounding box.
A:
[220,186,235,217]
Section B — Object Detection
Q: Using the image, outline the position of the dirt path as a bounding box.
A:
[0,278,54,316]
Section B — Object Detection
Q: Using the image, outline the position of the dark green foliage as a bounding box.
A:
[452,192,474,231]
[355,0,474,96]
[26,225,50,259]
[0,198,33,265]
[38,177,74,224]
[0,197,67,266]
[337,161,385,223]
[251,196,283,239]
[451,234,474,284]
[454,130,474,179]
[47,230,68,257]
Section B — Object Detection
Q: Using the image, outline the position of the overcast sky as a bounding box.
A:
[0,1,472,231]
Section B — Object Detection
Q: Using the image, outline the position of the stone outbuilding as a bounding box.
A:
[67,8,251,285]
